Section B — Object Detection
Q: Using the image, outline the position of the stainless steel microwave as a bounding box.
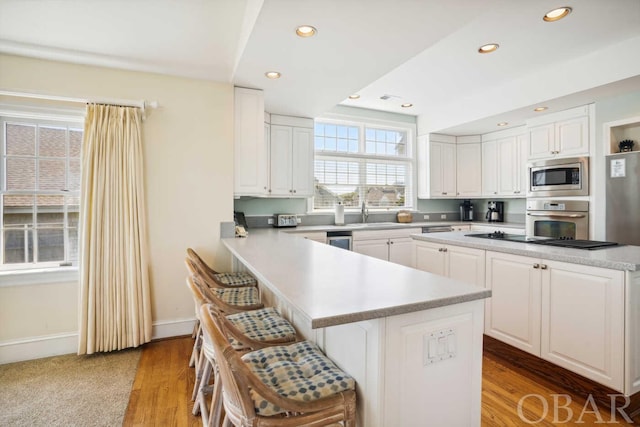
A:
[527,157,588,197]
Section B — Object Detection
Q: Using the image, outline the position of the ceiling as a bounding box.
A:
[1,0,640,135]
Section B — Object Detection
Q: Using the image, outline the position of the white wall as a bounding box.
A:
[0,54,234,362]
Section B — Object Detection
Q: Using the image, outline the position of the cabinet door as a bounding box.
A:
[352,239,390,261]
[485,251,541,355]
[269,125,293,196]
[414,241,446,276]
[456,143,482,197]
[481,140,498,196]
[541,261,624,391]
[497,136,517,195]
[429,142,445,197]
[527,123,555,160]
[442,143,457,197]
[446,245,485,287]
[291,127,314,196]
[555,116,588,157]
[515,133,528,195]
[234,88,268,195]
[389,237,414,268]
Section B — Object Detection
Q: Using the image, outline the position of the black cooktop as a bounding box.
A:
[465,232,619,250]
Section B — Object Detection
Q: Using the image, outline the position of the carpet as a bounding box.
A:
[0,348,141,427]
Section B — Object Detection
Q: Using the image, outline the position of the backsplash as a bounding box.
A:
[235,197,526,227]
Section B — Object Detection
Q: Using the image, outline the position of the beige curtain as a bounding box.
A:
[78,104,152,355]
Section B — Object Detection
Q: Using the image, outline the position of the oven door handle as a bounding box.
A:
[526,213,586,218]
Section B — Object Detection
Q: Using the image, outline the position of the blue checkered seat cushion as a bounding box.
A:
[225,308,296,349]
[211,286,260,307]
[212,272,256,287]
[241,340,356,416]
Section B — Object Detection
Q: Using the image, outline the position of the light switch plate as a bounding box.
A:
[440,214,446,219]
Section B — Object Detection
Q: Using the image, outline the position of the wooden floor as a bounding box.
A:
[124,335,639,426]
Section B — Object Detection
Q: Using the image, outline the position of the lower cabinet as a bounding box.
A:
[294,231,327,243]
[485,252,542,355]
[414,241,485,287]
[485,250,625,390]
[353,237,414,268]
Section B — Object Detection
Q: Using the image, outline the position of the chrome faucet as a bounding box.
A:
[361,201,369,223]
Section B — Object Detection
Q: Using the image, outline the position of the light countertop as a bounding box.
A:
[222,229,490,329]
[413,231,640,271]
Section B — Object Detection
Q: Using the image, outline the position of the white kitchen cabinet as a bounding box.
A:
[527,116,589,160]
[485,251,542,355]
[352,228,416,267]
[485,250,625,390]
[496,135,527,196]
[541,262,624,390]
[456,143,482,197]
[481,139,498,196]
[482,133,527,197]
[429,141,457,198]
[414,241,485,287]
[269,123,314,197]
[234,87,268,196]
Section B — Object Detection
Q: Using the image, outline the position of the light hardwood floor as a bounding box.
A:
[124,336,639,426]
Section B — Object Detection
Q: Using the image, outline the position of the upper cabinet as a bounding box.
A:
[526,105,591,160]
[234,87,268,196]
[417,134,457,198]
[233,87,313,198]
[481,127,528,197]
[456,136,482,197]
[269,116,314,197]
[418,134,482,198]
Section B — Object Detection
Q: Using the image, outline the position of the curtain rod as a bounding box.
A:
[0,89,159,114]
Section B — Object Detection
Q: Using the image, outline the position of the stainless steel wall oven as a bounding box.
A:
[526,200,589,240]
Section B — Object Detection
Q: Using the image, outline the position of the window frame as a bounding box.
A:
[310,114,417,213]
[0,106,84,273]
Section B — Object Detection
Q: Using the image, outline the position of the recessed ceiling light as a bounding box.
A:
[534,106,548,112]
[295,25,317,37]
[497,122,508,127]
[265,71,281,79]
[543,7,572,22]
[401,103,413,108]
[348,94,360,100]
[478,43,499,54]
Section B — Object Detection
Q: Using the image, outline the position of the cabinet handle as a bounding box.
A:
[494,192,497,195]
[541,264,548,270]
[268,189,272,193]
[264,186,267,190]
[533,263,540,269]
[390,241,394,244]
[438,248,443,252]
[442,192,447,195]
[442,248,447,252]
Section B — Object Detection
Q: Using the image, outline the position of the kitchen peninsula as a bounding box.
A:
[222,229,490,427]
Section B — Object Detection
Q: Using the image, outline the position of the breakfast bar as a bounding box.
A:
[222,229,491,427]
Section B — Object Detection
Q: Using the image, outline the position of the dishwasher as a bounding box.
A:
[421,225,454,233]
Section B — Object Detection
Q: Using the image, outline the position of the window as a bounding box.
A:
[313,119,414,210]
[1,116,82,270]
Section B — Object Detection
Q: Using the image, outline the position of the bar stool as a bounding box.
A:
[186,276,298,426]
[200,303,357,427]
[187,248,257,288]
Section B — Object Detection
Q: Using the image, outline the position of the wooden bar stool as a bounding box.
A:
[200,303,357,427]
[187,248,257,288]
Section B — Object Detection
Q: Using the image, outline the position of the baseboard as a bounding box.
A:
[0,332,78,364]
[0,317,197,364]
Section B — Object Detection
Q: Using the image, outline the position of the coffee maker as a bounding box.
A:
[459,200,474,221]
[486,201,504,222]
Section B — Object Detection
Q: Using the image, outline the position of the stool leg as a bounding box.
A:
[189,323,202,368]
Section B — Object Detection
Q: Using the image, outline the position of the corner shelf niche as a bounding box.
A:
[604,116,640,155]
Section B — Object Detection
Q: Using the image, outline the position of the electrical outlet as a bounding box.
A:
[440,214,446,219]
[296,217,302,224]
[267,218,274,225]
[423,214,430,220]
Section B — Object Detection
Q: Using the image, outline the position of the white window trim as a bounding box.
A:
[310,113,417,213]
[0,104,84,278]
